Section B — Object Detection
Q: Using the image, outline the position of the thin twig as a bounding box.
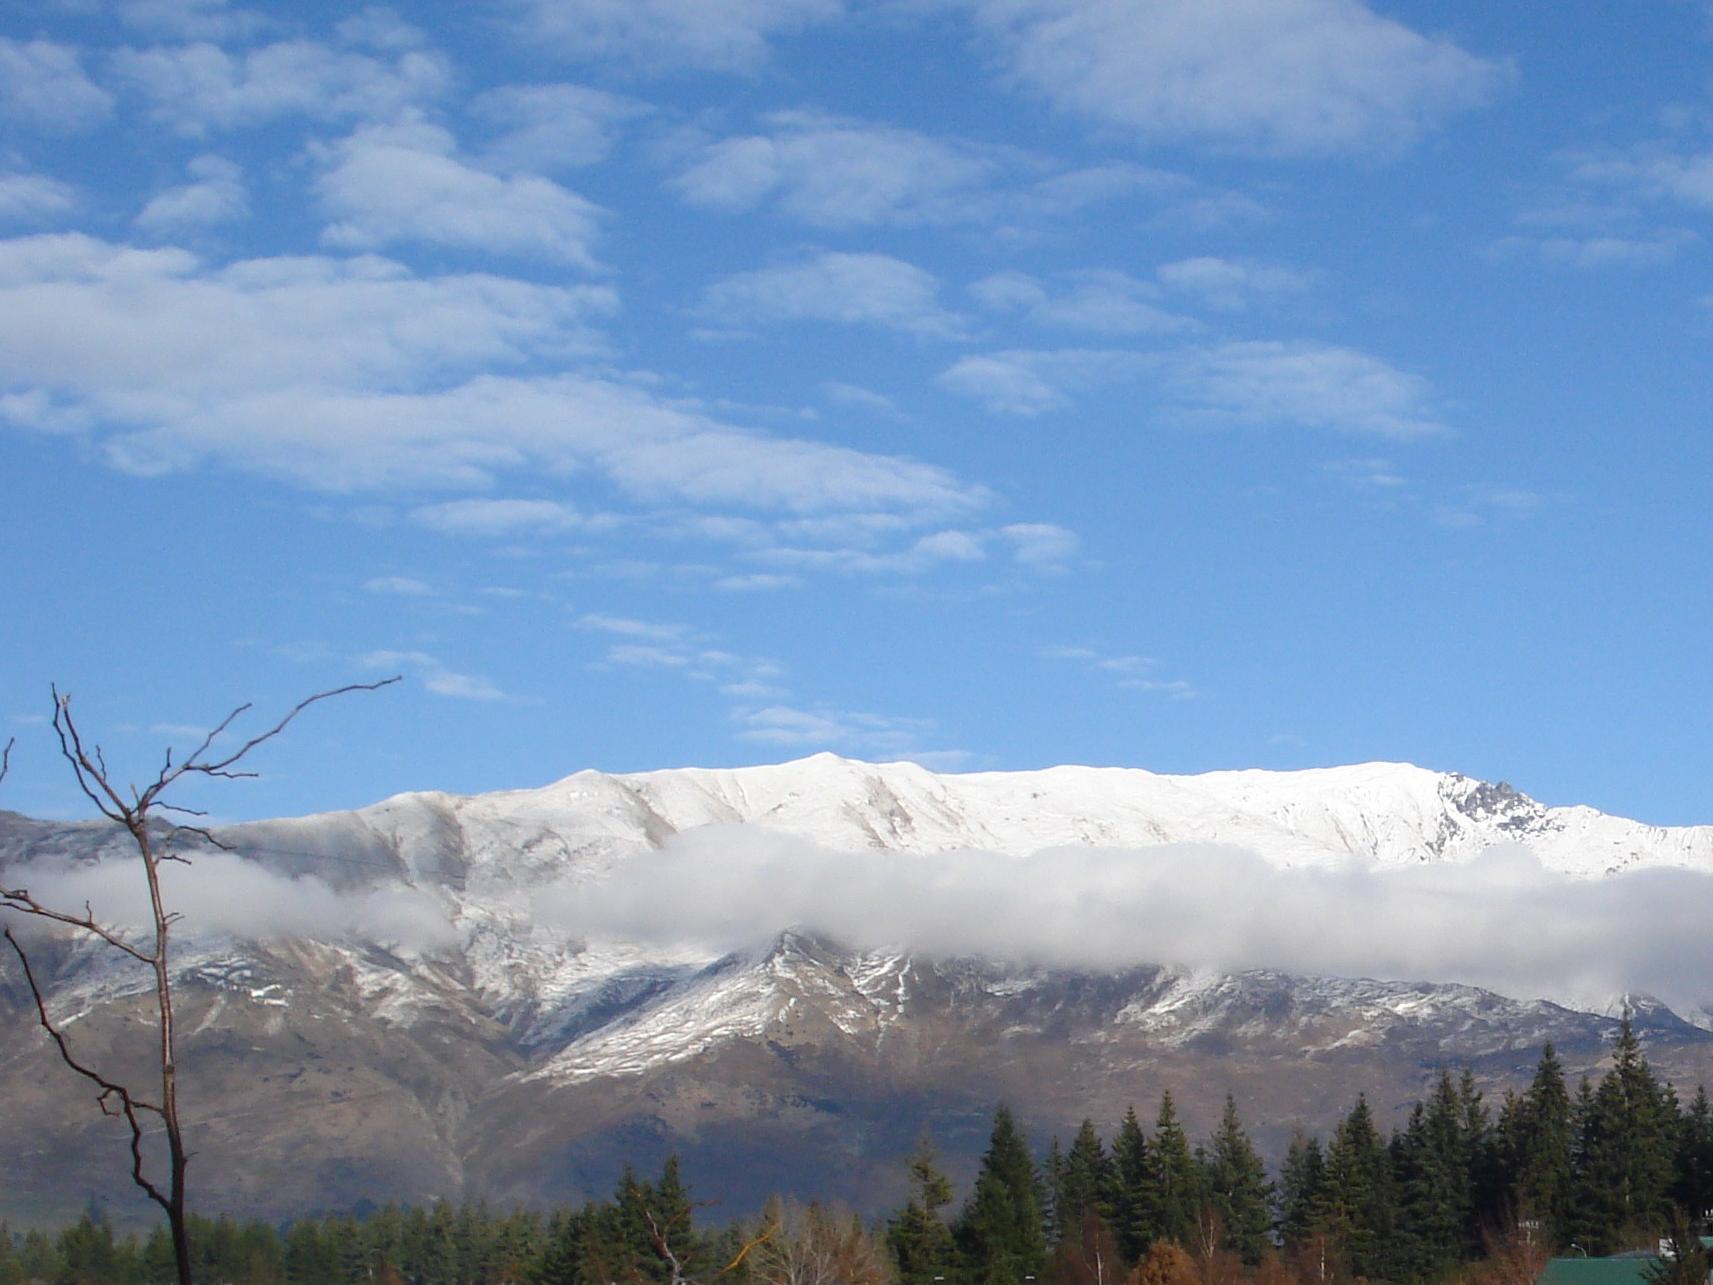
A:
[3,927,171,1214]
[0,889,154,963]
[162,678,400,788]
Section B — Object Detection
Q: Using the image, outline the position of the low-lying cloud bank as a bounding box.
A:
[540,826,1713,1019]
[9,826,1711,1020]
[2,852,454,954]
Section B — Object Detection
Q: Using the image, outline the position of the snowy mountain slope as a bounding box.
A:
[5,755,1713,1222]
[229,755,1713,892]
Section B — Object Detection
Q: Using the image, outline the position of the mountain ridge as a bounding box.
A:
[4,753,1713,1224]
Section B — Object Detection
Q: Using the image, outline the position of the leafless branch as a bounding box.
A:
[11,676,399,1285]
[0,888,154,963]
[0,736,12,786]
[645,1209,691,1285]
[4,927,171,1213]
[160,677,399,790]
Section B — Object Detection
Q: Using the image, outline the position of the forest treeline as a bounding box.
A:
[5,1018,1712,1285]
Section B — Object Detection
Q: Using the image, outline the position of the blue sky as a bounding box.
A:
[2,0,1711,826]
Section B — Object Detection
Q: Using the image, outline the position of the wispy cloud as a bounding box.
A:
[965,0,1510,156]
[732,705,961,764]
[0,171,77,224]
[938,348,1142,415]
[0,234,991,529]
[1159,341,1447,439]
[1046,644,1197,699]
[1490,230,1697,269]
[1156,256,1314,311]
[472,82,647,173]
[1432,484,1547,529]
[412,498,582,536]
[314,116,604,267]
[135,154,248,234]
[970,270,1196,335]
[0,38,114,131]
[112,36,447,135]
[360,648,506,701]
[674,109,998,227]
[509,0,843,74]
[363,575,433,596]
[703,251,963,338]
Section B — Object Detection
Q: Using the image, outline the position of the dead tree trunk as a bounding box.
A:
[1,680,395,1285]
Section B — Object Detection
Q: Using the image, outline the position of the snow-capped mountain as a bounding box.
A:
[2,755,1711,1224]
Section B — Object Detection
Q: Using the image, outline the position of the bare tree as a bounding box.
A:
[0,680,395,1285]
[746,1198,893,1285]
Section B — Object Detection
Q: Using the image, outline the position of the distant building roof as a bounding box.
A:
[1540,1242,1713,1285]
[1540,1258,1659,1285]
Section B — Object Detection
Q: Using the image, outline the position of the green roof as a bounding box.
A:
[1541,1244,1713,1285]
[1540,1259,1660,1285]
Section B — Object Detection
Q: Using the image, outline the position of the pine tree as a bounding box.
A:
[1573,1014,1679,1252]
[1059,1119,1116,1245]
[954,1103,1048,1284]
[1203,1096,1272,1265]
[1673,1083,1713,1224]
[1322,1095,1392,1279]
[1502,1043,1575,1244]
[1458,1067,1497,1247]
[1390,1079,1469,1284]
[1146,1091,1203,1249]
[1044,1135,1067,1248]
[887,1133,959,1285]
[1277,1132,1329,1251]
[1110,1105,1153,1265]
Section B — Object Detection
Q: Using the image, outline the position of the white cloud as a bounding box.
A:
[4,852,453,953]
[113,38,447,135]
[578,613,690,641]
[1325,456,1406,491]
[361,649,506,701]
[0,234,988,525]
[966,0,1509,156]
[1432,484,1546,530]
[674,110,998,227]
[542,832,1713,1015]
[1156,256,1314,311]
[0,38,114,130]
[1568,144,1713,212]
[510,0,842,73]
[1047,643,1196,699]
[1491,231,1696,270]
[0,172,76,224]
[135,154,248,234]
[715,572,801,592]
[733,705,946,759]
[314,117,604,267]
[1160,340,1446,439]
[334,7,429,52]
[0,234,614,401]
[820,382,900,417]
[704,251,962,338]
[756,528,990,575]
[971,269,1196,334]
[473,83,647,173]
[362,575,432,596]
[412,498,581,536]
[1000,522,1079,568]
[937,348,1141,416]
[117,0,270,40]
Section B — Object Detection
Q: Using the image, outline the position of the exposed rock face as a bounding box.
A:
[3,755,1711,1225]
